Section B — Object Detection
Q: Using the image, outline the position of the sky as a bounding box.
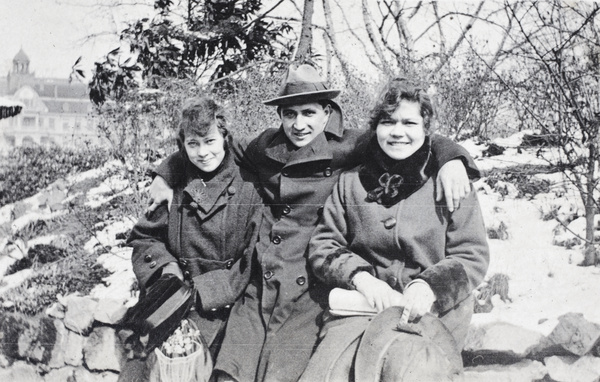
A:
[0,0,154,80]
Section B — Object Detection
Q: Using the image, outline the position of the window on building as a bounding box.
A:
[74,121,81,130]
[22,136,35,146]
[63,122,70,130]
[39,118,44,127]
[23,117,35,127]
[49,118,55,129]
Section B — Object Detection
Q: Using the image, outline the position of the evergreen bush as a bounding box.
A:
[0,145,107,206]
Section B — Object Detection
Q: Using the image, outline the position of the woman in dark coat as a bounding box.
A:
[148,65,480,382]
[123,97,263,380]
[300,78,490,381]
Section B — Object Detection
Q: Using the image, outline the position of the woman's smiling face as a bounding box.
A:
[184,124,226,173]
[376,100,426,160]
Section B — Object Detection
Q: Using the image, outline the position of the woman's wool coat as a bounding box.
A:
[154,105,479,382]
[308,159,489,313]
[300,144,489,381]
[128,146,263,351]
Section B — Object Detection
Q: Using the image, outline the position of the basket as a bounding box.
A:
[148,320,213,382]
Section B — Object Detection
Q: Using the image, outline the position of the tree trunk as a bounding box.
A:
[294,0,315,62]
[583,143,598,266]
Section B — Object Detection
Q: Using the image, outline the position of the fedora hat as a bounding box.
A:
[263,64,341,106]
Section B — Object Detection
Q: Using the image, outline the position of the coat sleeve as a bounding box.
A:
[127,205,178,292]
[153,151,186,188]
[309,173,374,289]
[430,134,480,180]
[192,186,263,311]
[416,187,490,313]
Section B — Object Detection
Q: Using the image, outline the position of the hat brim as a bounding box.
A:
[263,89,341,106]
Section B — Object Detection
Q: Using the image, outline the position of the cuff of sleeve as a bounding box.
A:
[417,260,470,313]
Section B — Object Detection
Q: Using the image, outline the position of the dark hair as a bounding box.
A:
[369,78,434,133]
[178,97,228,144]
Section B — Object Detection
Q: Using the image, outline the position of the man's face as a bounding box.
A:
[280,102,331,148]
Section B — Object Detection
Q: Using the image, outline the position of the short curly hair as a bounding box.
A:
[368,78,434,133]
[178,97,228,143]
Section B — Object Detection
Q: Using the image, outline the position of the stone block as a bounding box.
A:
[0,360,43,382]
[47,320,68,369]
[464,320,545,360]
[83,327,124,372]
[73,367,119,382]
[544,355,600,382]
[461,360,547,382]
[44,366,76,382]
[64,330,84,367]
[63,295,98,335]
[93,298,129,325]
[536,313,600,357]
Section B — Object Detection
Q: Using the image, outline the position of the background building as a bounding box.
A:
[0,49,102,150]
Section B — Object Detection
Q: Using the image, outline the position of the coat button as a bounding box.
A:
[264,270,274,280]
[272,235,282,245]
[383,217,396,229]
[317,206,324,216]
[387,276,398,287]
[282,205,291,215]
[184,270,191,278]
[226,260,233,269]
[225,305,231,309]
[149,261,157,269]
[144,254,152,263]
[282,171,289,177]
[227,186,236,195]
[324,167,332,177]
[190,201,199,209]
[296,276,306,286]
[179,259,188,267]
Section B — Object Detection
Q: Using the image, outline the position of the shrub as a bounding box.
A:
[0,145,107,206]
[484,165,553,198]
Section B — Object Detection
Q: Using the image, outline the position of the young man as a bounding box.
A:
[148,64,479,382]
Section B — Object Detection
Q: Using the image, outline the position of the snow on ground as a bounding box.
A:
[471,134,600,333]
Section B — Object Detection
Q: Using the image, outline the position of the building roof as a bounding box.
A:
[43,99,91,114]
[13,48,30,63]
[33,82,88,99]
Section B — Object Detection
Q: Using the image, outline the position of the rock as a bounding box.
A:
[45,303,66,320]
[93,298,129,325]
[554,216,600,248]
[16,316,56,364]
[63,330,85,367]
[461,360,547,382]
[535,313,600,357]
[83,327,124,372]
[464,319,544,360]
[47,320,68,369]
[0,361,43,382]
[495,180,519,199]
[73,368,119,382]
[544,355,600,382]
[43,366,76,381]
[63,295,98,335]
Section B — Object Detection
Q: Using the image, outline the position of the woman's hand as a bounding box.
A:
[436,159,470,212]
[146,176,174,215]
[352,272,405,312]
[403,281,436,321]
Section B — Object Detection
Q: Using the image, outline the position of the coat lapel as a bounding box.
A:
[183,154,236,217]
